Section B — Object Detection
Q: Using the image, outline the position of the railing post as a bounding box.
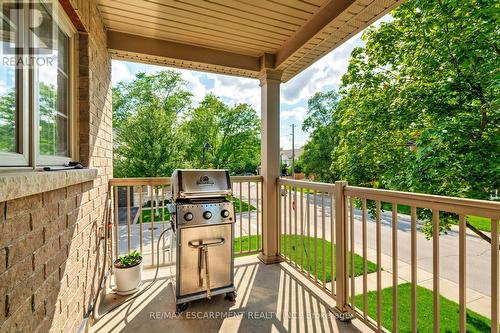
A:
[257,68,283,265]
[334,180,349,317]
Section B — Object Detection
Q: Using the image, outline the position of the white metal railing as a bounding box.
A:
[277,178,500,333]
[109,176,263,268]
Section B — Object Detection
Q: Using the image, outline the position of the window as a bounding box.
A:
[0,1,76,167]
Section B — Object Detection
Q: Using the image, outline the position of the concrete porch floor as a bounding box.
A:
[90,255,370,333]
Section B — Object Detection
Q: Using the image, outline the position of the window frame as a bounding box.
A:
[0,2,78,169]
[0,4,30,167]
[35,2,77,166]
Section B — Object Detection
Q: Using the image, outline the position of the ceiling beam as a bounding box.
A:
[107,31,261,73]
[275,0,355,68]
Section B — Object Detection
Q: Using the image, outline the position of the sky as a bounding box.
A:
[111,15,390,150]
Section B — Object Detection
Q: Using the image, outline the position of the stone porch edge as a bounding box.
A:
[0,168,98,202]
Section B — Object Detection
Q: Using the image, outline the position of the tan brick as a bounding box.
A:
[44,215,67,243]
[0,212,31,247]
[1,297,32,332]
[32,271,58,310]
[45,250,67,280]
[34,317,52,333]
[66,184,82,198]
[31,202,58,227]
[5,194,42,219]
[33,236,60,268]
[43,188,66,206]
[6,278,32,317]
[6,228,44,268]
[76,191,90,205]
[0,256,31,295]
[58,196,77,216]
[82,181,93,194]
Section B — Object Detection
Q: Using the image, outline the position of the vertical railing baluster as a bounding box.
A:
[321,191,326,288]
[150,185,155,266]
[492,219,499,333]
[288,185,292,262]
[330,190,335,296]
[248,181,251,253]
[306,186,311,278]
[334,181,348,313]
[314,190,318,282]
[362,198,367,317]
[411,206,418,333]
[256,181,260,251]
[162,185,166,264]
[114,186,119,259]
[393,203,399,333]
[294,186,298,267]
[376,201,382,330]
[260,179,263,251]
[281,185,289,260]
[139,186,143,256]
[239,181,243,254]
[300,188,304,272]
[126,186,131,254]
[350,197,355,307]
[277,183,282,256]
[459,214,466,333]
[432,209,439,333]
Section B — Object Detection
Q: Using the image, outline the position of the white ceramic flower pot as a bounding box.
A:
[114,260,142,295]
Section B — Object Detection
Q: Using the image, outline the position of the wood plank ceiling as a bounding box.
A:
[99,0,402,82]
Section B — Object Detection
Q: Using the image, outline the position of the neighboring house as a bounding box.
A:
[280,146,304,166]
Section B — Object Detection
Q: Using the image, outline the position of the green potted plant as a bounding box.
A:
[114,250,143,295]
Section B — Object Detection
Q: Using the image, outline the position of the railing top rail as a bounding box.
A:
[110,175,262,187]
[345,185,500,219]
[109,177,172,186]
[231,175,263,182]
[278,178,334,192]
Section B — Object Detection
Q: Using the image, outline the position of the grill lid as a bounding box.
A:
[171,169,232,199]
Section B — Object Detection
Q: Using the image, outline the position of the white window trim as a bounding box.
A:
[36,2,77,166]
[0,2,78,169]
[0,5,30,167]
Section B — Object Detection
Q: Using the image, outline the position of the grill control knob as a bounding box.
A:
[184,212,193,221]
[203,211,212,220]
[221,209,230,218]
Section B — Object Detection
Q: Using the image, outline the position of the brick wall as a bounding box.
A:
[0,0,112,332]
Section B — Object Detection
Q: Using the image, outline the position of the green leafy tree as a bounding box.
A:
[0,91,16,152]
[302,0,499,236]
[113,71,191,177]
[183,94,260,174]
[301,91,340,182]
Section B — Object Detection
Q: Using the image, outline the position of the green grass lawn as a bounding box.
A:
[354,283,492,332]
[466,215,493,232]
[136,208,170,224]
[234,235,378,283]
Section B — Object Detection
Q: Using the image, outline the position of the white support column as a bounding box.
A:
[258,68,283,264]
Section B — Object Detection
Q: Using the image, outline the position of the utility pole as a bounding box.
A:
[291,124,295,178]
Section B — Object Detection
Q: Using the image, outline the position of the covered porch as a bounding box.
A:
[91,255,368,333]
[0,1,498,333]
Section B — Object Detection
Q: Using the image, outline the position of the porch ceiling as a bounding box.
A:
[99,0,401,82]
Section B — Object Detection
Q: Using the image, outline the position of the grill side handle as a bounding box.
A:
[188,238,225,248]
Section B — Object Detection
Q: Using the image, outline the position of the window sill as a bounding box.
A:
[0,168,98,202]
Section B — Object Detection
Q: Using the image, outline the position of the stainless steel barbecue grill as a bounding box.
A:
[170,169,236,313]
